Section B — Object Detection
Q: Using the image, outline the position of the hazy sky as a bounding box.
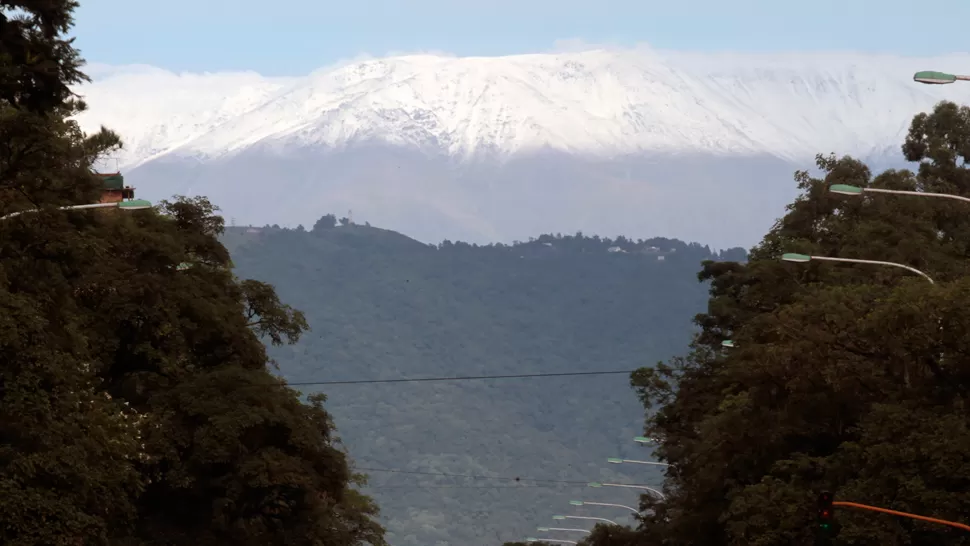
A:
[74,0,968,75]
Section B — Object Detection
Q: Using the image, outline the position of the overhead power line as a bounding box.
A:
[365,483,576,490]
[286,369,638,386]
[355,466,590,485]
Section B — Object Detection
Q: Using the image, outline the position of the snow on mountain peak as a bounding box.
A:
[73,49,970,168]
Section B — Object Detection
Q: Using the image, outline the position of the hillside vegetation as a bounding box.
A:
[223,221,744,545]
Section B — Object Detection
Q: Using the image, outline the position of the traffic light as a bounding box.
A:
[816,490,840,541]
[818,491,834,530]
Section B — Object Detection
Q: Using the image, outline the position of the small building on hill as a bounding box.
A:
[96,172,136,203]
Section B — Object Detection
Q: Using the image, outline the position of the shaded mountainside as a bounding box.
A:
[223,220,745,545]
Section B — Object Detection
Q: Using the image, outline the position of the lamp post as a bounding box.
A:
[828,182,970,355]
[780,253,934,284]
[1,199,153,220]
[781,252,941,383]
[569,500,639,515]
[913,71,970,85]
[588,481,665,500]
[608,457,670,468]
[553,514,618,525]
[526,538,576,545]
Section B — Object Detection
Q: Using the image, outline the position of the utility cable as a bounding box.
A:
[286,369,637,386]
[354,466,657,491]
[365,483,576,490]
[355,466,589,484]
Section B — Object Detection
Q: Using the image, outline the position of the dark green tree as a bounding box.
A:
[312,214,337,232]
[0,1,140,544]
[616,101,970,546]
[70,197,386,546]
[0,1,386,544]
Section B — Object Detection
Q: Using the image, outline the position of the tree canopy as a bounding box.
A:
[592,101,970,546]
[0,1,384,544]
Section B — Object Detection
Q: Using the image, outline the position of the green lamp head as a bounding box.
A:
[781,253,811,263]
[117,199,152,210]
[829,184,863,196]
[914,70,957,84]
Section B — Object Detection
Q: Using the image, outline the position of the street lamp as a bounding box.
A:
[830,183,970,205]
[782,251,943,375]
[536,527,590,534]
[913,71,970,85]
[608,457,670,468]
[553,514,618,525]
[1,199,153,220]
[633,436,658,445]
[569,500,639,515]
[117,199,153,210]
[588,481,666,500]
[526,539,576,545]
[721,340,735,348]
[780,253,934,284]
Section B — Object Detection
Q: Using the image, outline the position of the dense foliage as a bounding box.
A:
[226,223,744,545]
[0,1,383,544]
[585,101,970,546]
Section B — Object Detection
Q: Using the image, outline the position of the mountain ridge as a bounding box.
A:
[221,220,743,545]
[75,48,970,169]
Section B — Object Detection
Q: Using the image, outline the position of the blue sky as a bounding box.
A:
[73,0,970,76]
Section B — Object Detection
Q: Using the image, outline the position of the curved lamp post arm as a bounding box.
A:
[608,457,670,467]
[781,254,934,284]
[536,527,590,534]
[527,539,577,545]
[832,183,970,205]
[2,202,116,220]
[554,515,618,525]
[589,482,666,500]
[1,200,153,221]
[784,251,944,374]
[864,187,970,204]
[570,500,639,514]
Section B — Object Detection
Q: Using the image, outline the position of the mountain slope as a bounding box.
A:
[76,49,970,168]
[223,221,744,546]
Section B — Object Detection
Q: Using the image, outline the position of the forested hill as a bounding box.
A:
[222,217,746,546]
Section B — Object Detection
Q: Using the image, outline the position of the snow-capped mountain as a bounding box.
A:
[76,48,970,168]
[72,48,970,249]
